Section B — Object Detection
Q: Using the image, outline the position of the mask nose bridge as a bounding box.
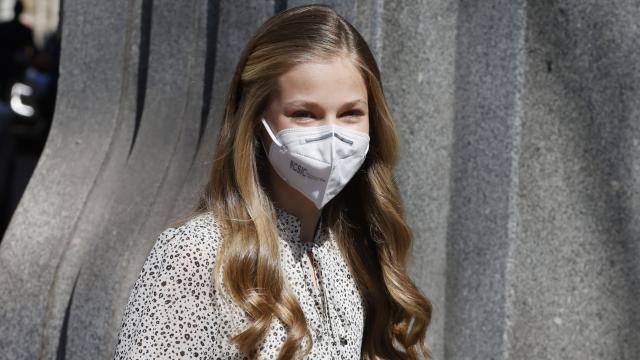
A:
[304,132,333,143]
[303,126,354,145]
[333,132,354,145]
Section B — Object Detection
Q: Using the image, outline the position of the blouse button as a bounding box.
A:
[340,336,347,346]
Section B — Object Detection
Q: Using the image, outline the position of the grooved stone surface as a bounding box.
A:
[0,1,638,359]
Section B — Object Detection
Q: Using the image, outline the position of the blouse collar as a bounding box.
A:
[274,206,329,252]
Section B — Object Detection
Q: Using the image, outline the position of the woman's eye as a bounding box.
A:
[290,111,314,119]
[341,110,364,118]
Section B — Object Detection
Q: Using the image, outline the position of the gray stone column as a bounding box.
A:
[0,1,638,359]
[507,1,640,358]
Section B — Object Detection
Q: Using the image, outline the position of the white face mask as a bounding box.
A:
[261,118,370,209]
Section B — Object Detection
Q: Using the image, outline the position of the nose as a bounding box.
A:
[320,114,344,127]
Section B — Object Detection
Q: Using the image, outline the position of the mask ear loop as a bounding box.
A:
[261,118,282,147]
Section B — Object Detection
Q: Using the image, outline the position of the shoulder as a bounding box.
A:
[160,211,221,241]
[141,211,225,284]
[155,211,223,258]
[114,212,231,359]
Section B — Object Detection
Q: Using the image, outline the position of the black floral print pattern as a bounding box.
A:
[113,207,365,359]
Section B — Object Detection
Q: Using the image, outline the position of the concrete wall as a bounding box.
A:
[0,0,638,359]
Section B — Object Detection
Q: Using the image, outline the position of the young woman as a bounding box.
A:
[114,4,432,360]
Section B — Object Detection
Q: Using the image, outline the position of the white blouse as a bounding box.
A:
[113,207,365,359]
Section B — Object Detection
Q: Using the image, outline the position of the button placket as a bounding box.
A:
[302,225,337,353]
[301,241,326,341]
[276,207,349,357]
[276,208,325,346]
[313,240,346,358]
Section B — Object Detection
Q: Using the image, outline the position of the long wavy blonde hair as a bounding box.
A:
[188,4,432,359]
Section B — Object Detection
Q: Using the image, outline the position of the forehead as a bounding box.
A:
[274,56,367,104]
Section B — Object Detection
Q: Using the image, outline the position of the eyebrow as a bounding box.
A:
[283,99,367,107]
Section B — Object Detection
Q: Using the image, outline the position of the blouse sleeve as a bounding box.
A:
[113,220,223,359]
